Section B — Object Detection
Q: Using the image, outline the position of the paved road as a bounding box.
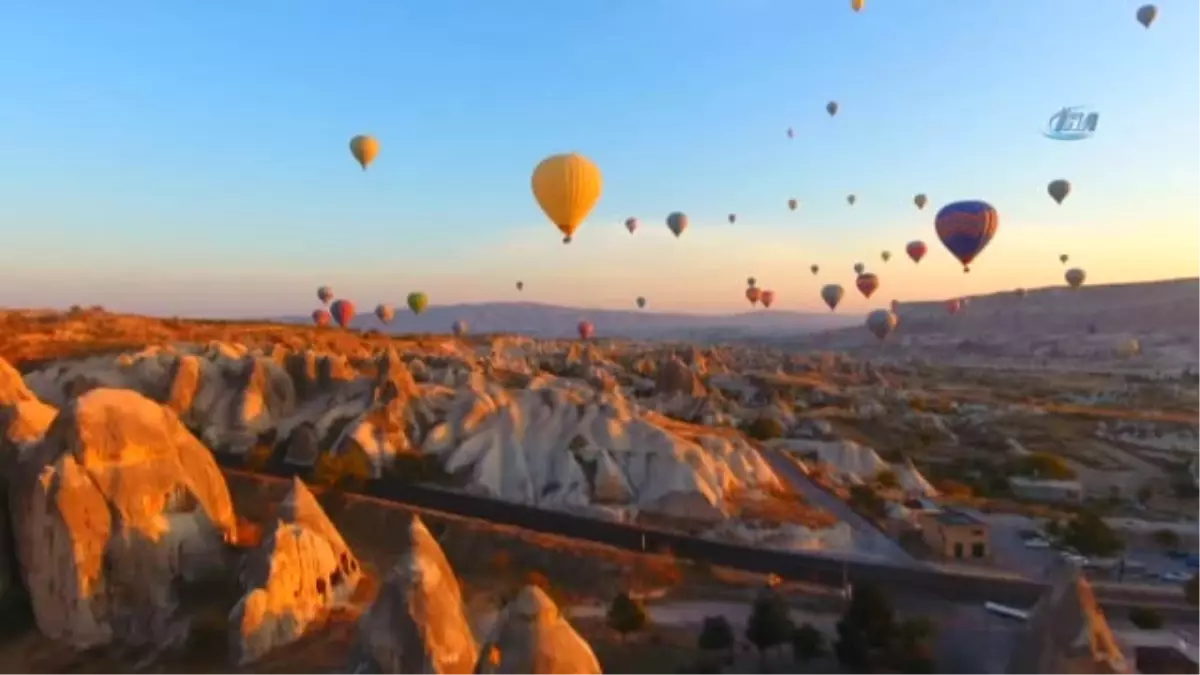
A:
[222,460,1197,618]
[762,448,913,564]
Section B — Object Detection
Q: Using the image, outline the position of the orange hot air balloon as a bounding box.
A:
[329,299,356,328]
[577,320,595,340]
[760,290,776,308]
[311,309,331,327]
[532,153,603,243]
[349,135,379,171]
[855,273,879,299]
[906,240,927,264]
[746,287,762,306]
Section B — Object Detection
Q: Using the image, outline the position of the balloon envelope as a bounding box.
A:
[374,303,395,324]
[906,240,927,263]
[820,284,844,311]
[866,310,898,341]
[826,101,839,116]
[349,135,379,170]
[745,287,762,306]
[1065,267,1087,289]
[728,213,736,224]
[407,292,429,315]
[881,250,891,263]
[1048,179,1071,205]
[747,276,757,288]
[330,299,355,328]
[856,273,880,299]
[452,319,468,336]
[312,309,331,327]
[934,200,999,272]
[625,217,638,234]
[810,264,819,275]
[1136,4,1157,27]
[516,281,524,291]
[853,263,865,275]
[914,193,928,210]
[788,199,798,211]
[760,290,776,309]
[636,296,646,309]
[577,321,595,340]
[666,211,688,238]
[532,153,603,241]
[317,286,333,305]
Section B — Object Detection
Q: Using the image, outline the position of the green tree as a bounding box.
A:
[1128,607,1165,630]
[835,583,896,672]
[1151,528,1181,550]
[876,469,900,490]
[746,590,795,669]
[697,615,735,653]
[1061,511,1123,557]
[849,485,887,519]
[744,417,785,441]
[791,623,825,662]
[1180,571,1200,605]
[607,592,647,642]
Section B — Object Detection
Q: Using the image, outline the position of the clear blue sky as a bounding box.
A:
[1,1,1196,316]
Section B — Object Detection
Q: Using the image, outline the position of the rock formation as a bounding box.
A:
[474,584,601,675]
[349,515,478,674]
[10,387,236,649]
[1008,563,1131,674]
[228,478,362,664]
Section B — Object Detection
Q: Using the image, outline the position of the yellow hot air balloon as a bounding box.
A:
[349,135,379,171]
[531,153,603,243]
[851,0,865,11]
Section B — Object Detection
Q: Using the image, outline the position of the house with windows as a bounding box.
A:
[917,508,990,561]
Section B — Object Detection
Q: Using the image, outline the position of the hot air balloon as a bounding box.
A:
[826,101,839,117]
[317,286,333,305]
[407,292,429,315]
[374,303,395,324]
[945,299,962,315]
[625,217,638,234]
[1059,254,1069,265]
[856,273,880,299]
[577,320,595,340]
[312,309,331,327]
[787,127,795,139]
[851,0,865,11]
[452,319,468,336]
[1136,4,1157,28]
[914,193,928,210]
[866,310,898,341]
[666,212,688,238]
[330,299,355,328]
[820,284,844,311]
[881,250,892,263]
[636,296,646,309]
[906,240,927,264]
[934,200,999,273]
[788,198,798,211]
[516,281,524,292]
[854,262,866,275]
[1065,267,1086,289]
[728,214,736,224]
[847,194,857,206]
[349,135,379,171]
[746,287,762,306]
[1048,179,1071,205]
[760,290,776,309]
[747,276,757,288]
[532,153,603,244]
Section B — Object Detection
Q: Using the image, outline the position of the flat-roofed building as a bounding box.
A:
[1009,476,1084,504]
[918,508,990,561]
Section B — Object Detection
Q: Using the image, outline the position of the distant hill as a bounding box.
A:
[279,301,860,340]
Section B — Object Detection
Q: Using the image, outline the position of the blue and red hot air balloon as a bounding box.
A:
[934,200,999,273]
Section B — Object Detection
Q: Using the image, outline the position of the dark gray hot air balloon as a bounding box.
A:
[1048,179,1071,205]
[1136,4,1157,28]
[666,211,688,238]
[865,309,898,341]
[820,284,844,311]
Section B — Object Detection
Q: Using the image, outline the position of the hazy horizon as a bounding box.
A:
[1,2,1196,316]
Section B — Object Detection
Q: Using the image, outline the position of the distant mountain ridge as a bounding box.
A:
[278,301,860,340]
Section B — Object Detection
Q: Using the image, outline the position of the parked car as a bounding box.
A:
[1159,570,1190,582]
[1024,538,1051,549]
